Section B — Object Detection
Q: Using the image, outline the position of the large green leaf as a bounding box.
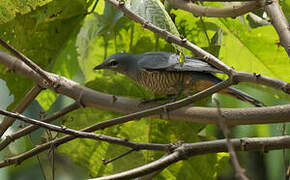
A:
[128,0,184,58]
[0,0,52,24]
[77,1,174,83]
[0,0,88,110]
[57,107,227,179]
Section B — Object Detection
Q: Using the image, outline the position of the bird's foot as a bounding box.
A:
[138,95,179,108]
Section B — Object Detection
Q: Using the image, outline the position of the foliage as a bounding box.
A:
[0,0,289,179]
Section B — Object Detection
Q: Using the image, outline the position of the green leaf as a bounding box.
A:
[0,0,52,24]
[173,8,290,106]
[0,0,87,110]
[77,4,174,83]
[127,0,184,60]
[217,17,290,82]
[58,107,226,179]
[36,20,81,110]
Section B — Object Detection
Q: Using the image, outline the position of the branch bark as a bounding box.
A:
[0,102,80,151]
[215,99,248,180]
[89,136,290,180]
[0,109,169,153]
[167,0,264,18]
[0,50,289,127]
[264,0,290,57]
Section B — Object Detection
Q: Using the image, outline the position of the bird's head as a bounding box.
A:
[94,52,139,79]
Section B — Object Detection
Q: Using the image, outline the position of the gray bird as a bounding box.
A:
[94,51,264,107]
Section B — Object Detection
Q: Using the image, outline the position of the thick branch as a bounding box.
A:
[264,0,290,56]
[167,0,264,18]
[0,51,289,126]
[0,80,234,166]
[90,136,290,180]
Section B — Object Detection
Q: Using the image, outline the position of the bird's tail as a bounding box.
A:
[221,87,265,107]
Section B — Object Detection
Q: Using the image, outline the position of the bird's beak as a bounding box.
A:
[93,63,105,70]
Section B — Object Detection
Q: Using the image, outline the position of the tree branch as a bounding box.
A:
[1,106,290,170]
[189,0,258,1]
[0,80,233,166]
[0,50,289,127]
[107,0,232,74]
[0,85,43,137]
[1,101,290,168]
[0,102,80,151]
[0,38,54,85]
[103,0,289,90]
[90,136,290,179]
[215,99,248,180]
[0,109,169,152]
[167,0,264,18]
[264,0,290,57]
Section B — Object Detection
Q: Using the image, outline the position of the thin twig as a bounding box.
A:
[103,149,136,165]
[0,126,290,169]
[46,130,55,180]
[215,99,249,180]
[0,109,170,152]
[0,85,43,137]
[0,38,53,84]
[0,102,80,151]
[105,0,232,74]
[28,134,47,180]
[87,0,99,14]
[282,123,289,180]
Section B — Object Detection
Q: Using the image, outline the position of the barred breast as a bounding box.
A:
[136,69,195,95]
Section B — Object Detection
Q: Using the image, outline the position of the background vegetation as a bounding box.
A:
[0,0,289,179]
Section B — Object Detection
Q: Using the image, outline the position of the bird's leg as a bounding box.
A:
[168,89,183,102]
[140,90,183,105]
[140,95,176,104]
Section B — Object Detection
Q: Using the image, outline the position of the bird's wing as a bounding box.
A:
[137,52,223,73]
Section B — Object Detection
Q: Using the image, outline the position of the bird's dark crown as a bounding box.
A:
[94,52,138,79]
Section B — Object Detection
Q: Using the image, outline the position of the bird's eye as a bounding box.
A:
[109,60,118,66]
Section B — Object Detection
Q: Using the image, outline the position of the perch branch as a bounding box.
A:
[0,79,233,167]
[0,51,289,126]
